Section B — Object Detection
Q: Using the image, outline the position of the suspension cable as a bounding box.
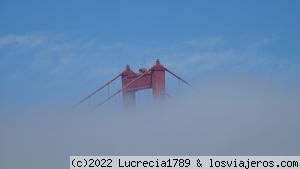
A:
[165,68,192,87]
[73,73,121,108]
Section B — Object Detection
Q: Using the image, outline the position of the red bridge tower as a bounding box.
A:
[121,59,166,107]
[74,59,190,109]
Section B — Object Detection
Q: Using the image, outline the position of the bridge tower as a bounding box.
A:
[74,59,191,110]
[121,59,166,107]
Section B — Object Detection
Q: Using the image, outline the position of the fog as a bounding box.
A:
[1,76,300,169]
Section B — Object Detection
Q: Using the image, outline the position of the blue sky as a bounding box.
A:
[0,0,300,115]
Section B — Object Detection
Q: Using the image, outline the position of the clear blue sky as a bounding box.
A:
[0,0,300,115]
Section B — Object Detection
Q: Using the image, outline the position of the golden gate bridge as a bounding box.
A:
[74,59,191,109]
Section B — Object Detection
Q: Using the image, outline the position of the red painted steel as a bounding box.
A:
[121,65,137,107]
[75,59,191,109]
[95,70,151,108]
[151,59,165,101]
[120,60,166,107]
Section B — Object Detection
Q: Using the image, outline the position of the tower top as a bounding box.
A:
[122,64,135,76]
[152,59,165,71]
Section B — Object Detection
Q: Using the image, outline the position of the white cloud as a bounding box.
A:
[0,34,46,47]
[0,33,297,94]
